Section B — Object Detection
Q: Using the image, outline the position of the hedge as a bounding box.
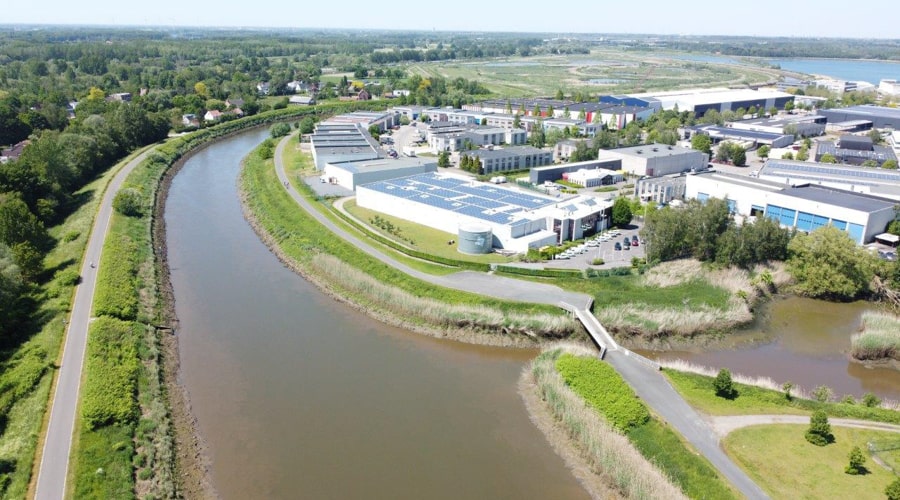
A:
[495,265,584,279]
[556,353,650,431]
[80,317,140,430]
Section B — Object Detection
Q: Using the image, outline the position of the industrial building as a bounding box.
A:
[597,143,709,177]
[815,136,898,167]
[728,115,826,138]
[463,146,553,174]
[323,110,400,131]
[310,122,382,171]
[758,159,900,201]
[427,125,526,153]
[685,125,794,149]
[819,105,900,130]
[564,168,623,188]
[600,88,794,117]
[685,171,896,244]
[356,172,613,252]
[529,159,622,184]
[322,157,438,191]
[634,174,687,204]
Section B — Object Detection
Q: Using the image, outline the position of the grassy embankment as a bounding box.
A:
[67,106,357,498]
[661,363,900,422]
[528,347,737,499]
[852,311,900,362]
[725,425,898,499]
[0,144,151,498]
[243,141,579,345]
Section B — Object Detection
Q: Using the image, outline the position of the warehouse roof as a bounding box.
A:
[781,185,896,213]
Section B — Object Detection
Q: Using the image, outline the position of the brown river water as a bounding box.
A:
[165,130,898,498]
[164,130,589,499]
[641,296,900,401]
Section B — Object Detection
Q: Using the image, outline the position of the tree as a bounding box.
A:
[112,188,143,217]
[0,243,23,336]
[785,100,795,112]
[813,385,834,403]
[194,81,209,98]
[883,159,898,170]
[819,153,837,164]
[530,121,546,148]
[713,368,737,399]
[845,446,867,474]
[782,151,794,160]
[270,122,291,138]
[756,145,770,159]
[612,197,633,228]
[437,150,450,168]
[731,147,746,166]
[367,124,381,141]
[555,89,565,100]
[299,116,316,134]
[691,133,711,155]
[805,410,834,446]
[795,146,809,161]
[782,381,795,401]
[887,478,900,500]
[862,392,882,408]
[861,159,878,168]
[787,226,873,300]
[512,113,522,130]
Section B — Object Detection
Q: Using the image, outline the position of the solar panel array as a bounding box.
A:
[363,173,558,226]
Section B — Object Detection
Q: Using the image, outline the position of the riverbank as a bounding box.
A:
[851,311,900,369]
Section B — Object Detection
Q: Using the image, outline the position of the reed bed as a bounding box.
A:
[851,311,900,362]
[530,347,687,500]
[310,254,578,338]
[596,303,752,338]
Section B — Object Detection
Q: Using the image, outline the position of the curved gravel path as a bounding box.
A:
[709,414,900,438]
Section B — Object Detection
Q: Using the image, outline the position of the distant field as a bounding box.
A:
[407,49,780,97]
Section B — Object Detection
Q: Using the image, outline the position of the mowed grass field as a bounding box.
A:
[724,425,899,499]
[342,199,514,264]
[406,49,779,97]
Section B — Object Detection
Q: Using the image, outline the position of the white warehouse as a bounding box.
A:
[356,172,613,253]
[685,171,896,244]
[597,143,709,177]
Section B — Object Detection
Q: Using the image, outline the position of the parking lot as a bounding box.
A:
[543,224,647,269]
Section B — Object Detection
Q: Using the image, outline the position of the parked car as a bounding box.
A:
[631,235,639,246]
[624,239,631,249]
[614,242,622,251]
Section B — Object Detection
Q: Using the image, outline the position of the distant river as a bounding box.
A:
[769,58,900,84]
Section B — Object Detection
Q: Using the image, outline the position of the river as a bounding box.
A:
[642,296,900,401]
[768,58,900,84]
[164,129,589,499]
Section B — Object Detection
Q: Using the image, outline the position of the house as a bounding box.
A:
[286,81,311,94]
[256,82,270,95]
[0,140,30,163]
[289,95,316,106]
[225,98,244,109]
[357,89,371,101]
[181,114,200,128]
[229,107,244,118]
[204,110,223,122]
[106,92,132,102]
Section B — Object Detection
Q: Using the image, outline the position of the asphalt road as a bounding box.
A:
[35,149,155,500]
[274,135,769,499]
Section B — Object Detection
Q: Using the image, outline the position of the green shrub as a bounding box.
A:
[886,477,900,500]
[844,446,866,475]
[112,188,143,217]
[94,235,139,320]
[81,318,140,430]
[805,410,834,446]
[62,230,80,242]
[269,122,291,138]
[555,354,650,431]
[591,258,604,266]
[713,368,736,399]
[862,393,881,408]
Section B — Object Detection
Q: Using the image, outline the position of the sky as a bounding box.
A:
[5,0,900,39]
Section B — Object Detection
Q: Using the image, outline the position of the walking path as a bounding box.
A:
[35,148,155,500]
[709,414,900,438]
[273,135,769,499]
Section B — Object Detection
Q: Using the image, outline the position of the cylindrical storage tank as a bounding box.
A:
[458,223,493,254]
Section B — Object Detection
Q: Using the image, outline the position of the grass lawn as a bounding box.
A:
[343,199,513,264]
[724,425,898,499]
[562,275,732,311]
[280,134,317,177]
[664,370,900,424]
